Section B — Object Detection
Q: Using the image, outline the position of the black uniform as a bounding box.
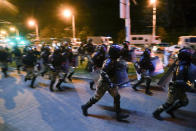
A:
[89,45,107,90]
[132,48,154,95]
[84,39,95,72]
[40,47,51,76]
[12,46,22,74]
[153,48,192,120]
[81,44,129,121]
[49,47,64,92]
[78,43,85,64]
[0,47,10,77]
[22,48,37,88]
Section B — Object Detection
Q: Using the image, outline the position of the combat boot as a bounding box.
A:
[67,72,74,82]
[50,80,55,92]
[116,113,129,121]
[132,78,144,91]
[90,81,95,90]
[30,76,36,88]
[17,66,20,74]
[81,98,98,116]
[56,79,64,91]
[166,110,176,118]
[153,108,164,120]
[145,89,153,95]
[132,85,139,91]
[166,101,188,118]
[114,95,129,121]
[2,68,8,77]
[145,78,152,95]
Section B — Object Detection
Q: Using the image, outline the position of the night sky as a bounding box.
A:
[0,0,196,41]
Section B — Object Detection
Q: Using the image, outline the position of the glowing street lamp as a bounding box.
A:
[0,30,7,35]
[28,19,39,40]
[150,0,157,43]
[0,30,8,38]
[10,27,19,36]
[63,10,72,17]
[62,9,76,41]
[150,0,156,4]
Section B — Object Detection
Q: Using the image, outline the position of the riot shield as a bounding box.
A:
[115,59,130,87]
[188,63,196,83]
[157,60,178,87]
[150,56,164,76]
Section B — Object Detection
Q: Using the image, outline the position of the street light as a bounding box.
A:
[28,19,39,40]
[10,27,19,36]
[62,9,76,41]
[0,30,8,37]
[1,30,6,35]
[150,0,157,43]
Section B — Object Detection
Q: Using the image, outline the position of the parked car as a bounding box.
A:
[152,43,170,53]
[167,45,181,53]
[166,45,182,58]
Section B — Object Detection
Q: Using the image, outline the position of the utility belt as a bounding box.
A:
[169,80,188,89]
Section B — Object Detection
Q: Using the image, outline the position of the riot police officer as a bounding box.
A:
[84,39,95,72]
[89,44,107,90]
[81,44,129,121]
[78,42,85,65]
[0,47,10,77]
[12,45,22,74]
[40,46,51,76]
[132,48,154,95]
[49,46,64,92]
[153,48,192,120]
[66,46,75,82]
[22,47,37,88]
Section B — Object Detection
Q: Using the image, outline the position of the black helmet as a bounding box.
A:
[108,44,122,59]
[122,41,130,49]
[178,48,192,62]
[26,47,33,53]
[54,46,61,53]
[98,44,107,53]
[87,38,93,44]
[143,48,151,57]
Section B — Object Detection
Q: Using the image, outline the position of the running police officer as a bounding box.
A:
[0,47,10,77]
[12,45,22,74]
[22,47,37,88]
[132,48,154,95]
[89,44,107,90]
[48,46,64,92]
[153,48,193,120]
[81,44,129,121]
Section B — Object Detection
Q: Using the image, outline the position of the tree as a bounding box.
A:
[157,27,168,42]
[77,26,94,42]
[116,29,125,43]
[190,27,196,35]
